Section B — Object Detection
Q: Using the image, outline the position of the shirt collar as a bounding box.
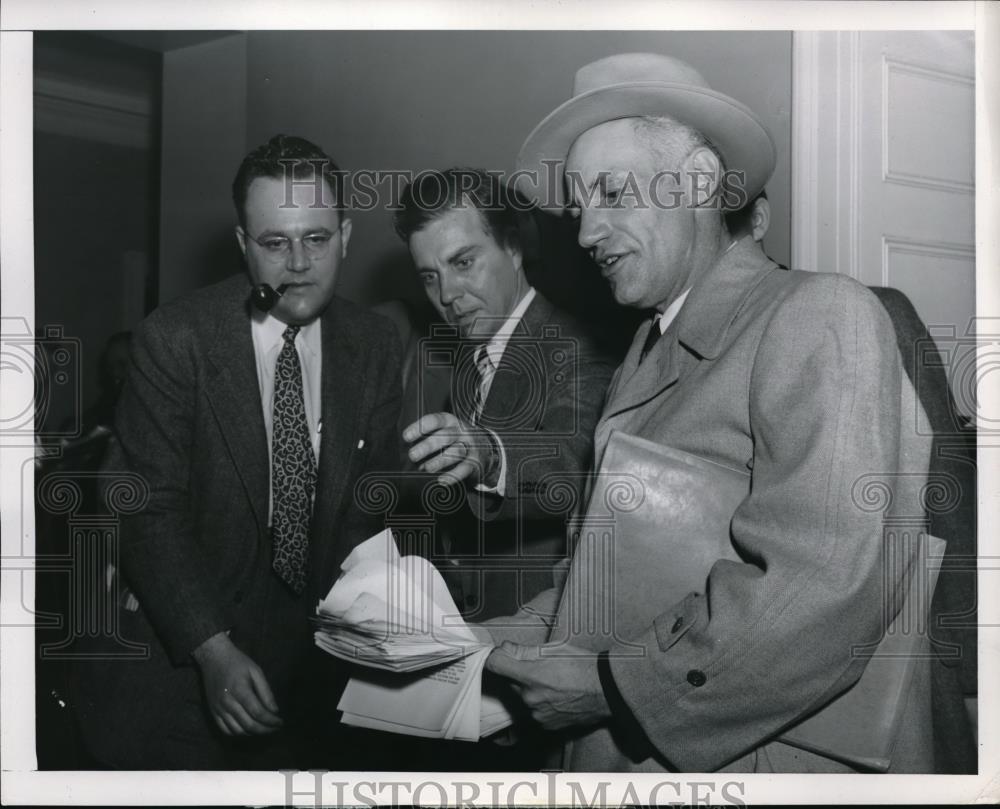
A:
[655,287,692,335]
[252,311,322,357]
[653,234,747,336]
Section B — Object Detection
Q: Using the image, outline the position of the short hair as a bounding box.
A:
[631,115,747,209]
[231,134,344,229]
[631,115,717,171]
[393,168,524,253]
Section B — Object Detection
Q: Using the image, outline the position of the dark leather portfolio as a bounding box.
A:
[550,429,943,771]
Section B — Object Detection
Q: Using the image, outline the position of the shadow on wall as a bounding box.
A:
[354,244,426,309]
[526,209,644,359]
[361,205,642,362]
[187,230,246,294]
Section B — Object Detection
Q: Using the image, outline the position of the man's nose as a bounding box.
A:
[286,238,310,272]
[576,209,610,250]
[438,274,462,307]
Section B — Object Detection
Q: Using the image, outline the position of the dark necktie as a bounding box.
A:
[271,325,316,593]
[639,316,664,364]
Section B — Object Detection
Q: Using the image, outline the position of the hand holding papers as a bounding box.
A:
[314,530,513,741]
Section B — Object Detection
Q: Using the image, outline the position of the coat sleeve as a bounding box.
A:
[607,275,923,771]
[467,329,615,523]
[109,311,235,665]
[477,555,574,645]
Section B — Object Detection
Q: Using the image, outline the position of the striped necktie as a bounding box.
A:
[270,325,316,594]
[471,344,494,424]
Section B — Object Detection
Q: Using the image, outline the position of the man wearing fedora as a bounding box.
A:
[482,53,947,773]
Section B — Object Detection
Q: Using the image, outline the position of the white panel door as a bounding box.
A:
[792,31,975,415]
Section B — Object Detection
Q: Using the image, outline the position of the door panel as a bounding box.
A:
[793,31,975,415]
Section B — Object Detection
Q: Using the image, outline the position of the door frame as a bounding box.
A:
[790,31,864,278]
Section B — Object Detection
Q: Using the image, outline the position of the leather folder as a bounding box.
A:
[550,429,943,771]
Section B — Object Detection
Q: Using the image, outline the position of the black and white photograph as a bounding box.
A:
[1,1,997,805]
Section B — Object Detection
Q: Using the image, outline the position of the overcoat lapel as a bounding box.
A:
[593,238,781,467]
[593,319,681,470]
[600,317,682,421]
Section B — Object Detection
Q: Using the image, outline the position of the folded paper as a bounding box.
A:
[315,529,513,741]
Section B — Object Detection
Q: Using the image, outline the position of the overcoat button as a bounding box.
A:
[686,669,707,687]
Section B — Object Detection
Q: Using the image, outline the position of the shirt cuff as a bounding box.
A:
[473,426,506,496]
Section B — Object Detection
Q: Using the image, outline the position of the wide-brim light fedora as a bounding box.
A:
[516,52,776,210]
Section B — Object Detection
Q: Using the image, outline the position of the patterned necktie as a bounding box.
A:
[471,344,494,424]
[271,325,316,593]
[639,315,664,364]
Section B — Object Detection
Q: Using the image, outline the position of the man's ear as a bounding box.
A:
[751,197,771,242]
[685,147,724,208]
[506,242,524,276]
[339,217,353,258]
[235,225,247,258]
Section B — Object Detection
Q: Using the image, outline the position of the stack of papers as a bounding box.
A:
[315,529,513,741]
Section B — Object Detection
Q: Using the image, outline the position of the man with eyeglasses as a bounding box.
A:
[73,135,402,769]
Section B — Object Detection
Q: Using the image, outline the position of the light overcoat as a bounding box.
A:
[554,239,936,772]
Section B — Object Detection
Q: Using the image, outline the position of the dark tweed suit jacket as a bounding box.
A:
[443,292,616,620]
[72,273,401,769]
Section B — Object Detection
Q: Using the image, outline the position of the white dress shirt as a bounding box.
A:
[473,286,537,497]
[649,239,737,334]
[475,287,537,411]
[653,287,691,335]
[251,312,323,523]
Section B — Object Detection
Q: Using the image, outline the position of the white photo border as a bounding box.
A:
[2,0,997,805]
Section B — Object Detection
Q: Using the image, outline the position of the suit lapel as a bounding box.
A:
[450,342,480,423]
[204,287,270,536]
[310,299,366,558]
[479,293,553,425]
[480,348,527,427]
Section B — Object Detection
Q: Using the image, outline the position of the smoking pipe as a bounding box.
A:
[249,283,289,313]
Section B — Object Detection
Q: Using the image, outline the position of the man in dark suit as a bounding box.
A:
[393,168,615,622]
[72,135,401,769]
